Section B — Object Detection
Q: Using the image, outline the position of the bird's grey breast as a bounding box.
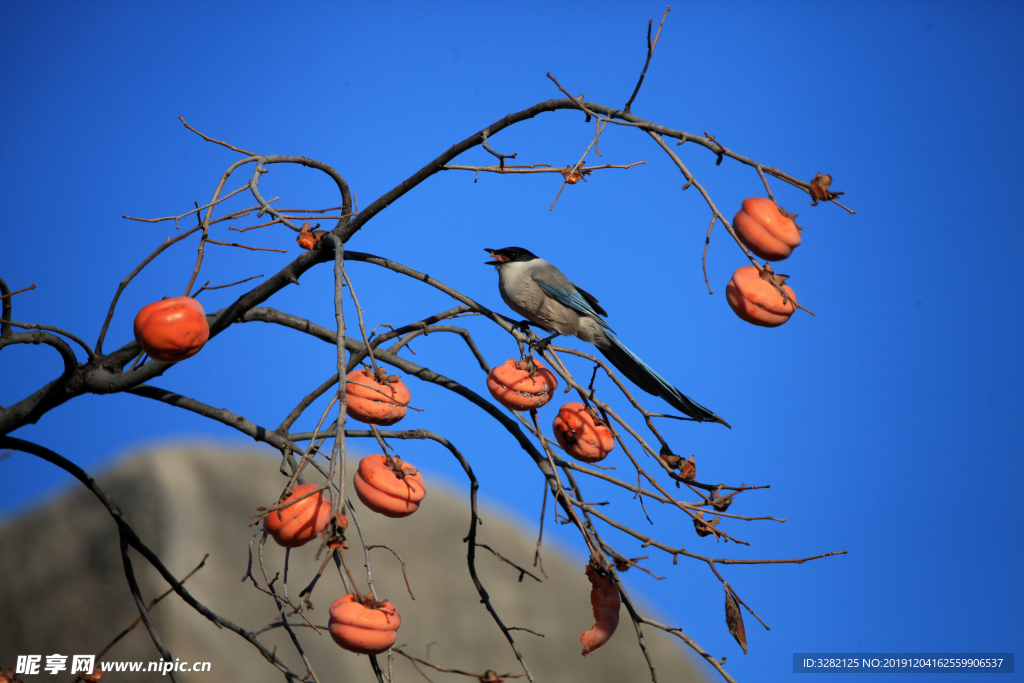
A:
[498,259,582,336]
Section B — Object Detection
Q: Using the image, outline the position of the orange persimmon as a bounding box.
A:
[732,197,802,261]
[486,358,558,411]
[328,593,401,655]
[580,562,620,655]
[345,367,411,426]
[353,454,426,518]
[553,403,615,463]
[726,266,798,328]
[263,483,332,548]
[133,296,210,363]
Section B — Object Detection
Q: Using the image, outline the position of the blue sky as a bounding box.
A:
[2,2,1022,682]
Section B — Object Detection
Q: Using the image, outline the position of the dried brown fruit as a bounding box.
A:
[580,562,620,655]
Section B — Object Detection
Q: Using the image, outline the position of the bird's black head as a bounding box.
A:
[484,247,538,266]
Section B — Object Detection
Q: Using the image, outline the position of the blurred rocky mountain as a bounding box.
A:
[0,444,710,682]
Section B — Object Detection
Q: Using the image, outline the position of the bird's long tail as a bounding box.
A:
[595,332,731,428]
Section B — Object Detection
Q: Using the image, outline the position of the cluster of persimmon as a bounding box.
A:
[254,366,425,655]
[486,358,622,653]
[486,358,616,464]
[129,285,622,657]
[726,195,805,327]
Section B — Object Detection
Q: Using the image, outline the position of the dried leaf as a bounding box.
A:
[809,173,833,206]
[725,588,748,654]
[679,455,696,481]
[693,511,722,539]
[561,166,583,184]
[711,492,734,512]
[580,562,621,655]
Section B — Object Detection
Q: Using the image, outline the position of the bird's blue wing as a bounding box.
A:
[532,275,613,331]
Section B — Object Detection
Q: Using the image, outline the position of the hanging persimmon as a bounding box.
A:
[133,296,210,363]
[725,265,798,327]
[263,483,333,548]
[732,197,802,261]
[552,402,615,463]
[328,593,401,655]
[486,358,558,411]
[353,454,426,518]
[345,367,411,426]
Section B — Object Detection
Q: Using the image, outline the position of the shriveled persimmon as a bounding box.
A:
[726,265,798,327]
[133,296,210,363]
[345,366,411,426]
[296,221,329,250]
[580,561,620,655]
[353,454,426,518]
[263,483,333,548]
[486,358,558,411]
[553,402,615,463]
[732,197,802,261]
[328,593,401,655]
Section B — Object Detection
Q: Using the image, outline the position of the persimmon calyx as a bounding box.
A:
[515,356,539,379]
[359,592,397,615]
[368,365,403,386]
[320,511,350,550]
[778,205,802,232]
[757,263,794,304]
[383,454,421,495]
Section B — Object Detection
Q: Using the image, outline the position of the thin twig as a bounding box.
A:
[624,6,671,113]
[0,284,36,300]
[178,116,257,156]
[205,238,287,253]
[702,214,717,294]
[96,554,210,661]
[476,543,543,583]
[192,274,265,298]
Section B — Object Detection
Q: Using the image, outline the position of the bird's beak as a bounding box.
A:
[484,248,507,266]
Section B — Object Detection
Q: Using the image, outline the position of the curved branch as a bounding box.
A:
[0,330,78,376]
[118,534,180,682]
[5,319,96,360]
[249,156,353,233]
[127,384,296,453]
[336,96,826,246]
[0,436,304,681]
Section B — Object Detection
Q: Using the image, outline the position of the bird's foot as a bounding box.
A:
[528,337,552,355]
[511,320,533,335]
